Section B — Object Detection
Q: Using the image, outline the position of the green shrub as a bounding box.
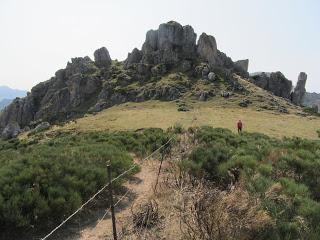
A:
[184,126,320,239]
[0,128,172,231]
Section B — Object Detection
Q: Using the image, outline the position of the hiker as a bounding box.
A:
[237,120,243,133]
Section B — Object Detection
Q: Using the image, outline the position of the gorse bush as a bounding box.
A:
[0,128,172,231]
[185,126,320,239]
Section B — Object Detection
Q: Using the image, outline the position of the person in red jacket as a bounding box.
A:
[237,120,243,133]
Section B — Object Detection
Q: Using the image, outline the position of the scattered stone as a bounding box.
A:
[296,112,308,117]
[31,122,50,134]
[199,91,209,101]
[221,91,231,98]
[239,99,252,107]
[177,101,190,112]
[208,72,216,81]
[278,106,289,114]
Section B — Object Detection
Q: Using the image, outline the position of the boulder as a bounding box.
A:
[31,122,50,133]
[292,72,307,105]
[199,91,209,101]
[208,72,216,81]
[239,99,252,107]
[1,122,20,139]
[234,59,249,72]
[94,47,112,68]
[221,91,231,98]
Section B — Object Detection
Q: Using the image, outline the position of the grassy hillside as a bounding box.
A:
[55,99,319,139]
[35,77,318,140]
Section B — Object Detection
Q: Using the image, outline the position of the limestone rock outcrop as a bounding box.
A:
[1,121,20,139]
[235,59,249,72]
[250,72,292,99]
[0,53,105,136]
[94,47,112,68]
[0,21,262,139]
[197,33,218,67]
[139,21,197,66]
[292,72,307,105]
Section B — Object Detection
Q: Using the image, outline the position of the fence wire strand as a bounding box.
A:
[40,136,174,240]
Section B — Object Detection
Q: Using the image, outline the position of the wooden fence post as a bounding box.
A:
[107,165,118,240]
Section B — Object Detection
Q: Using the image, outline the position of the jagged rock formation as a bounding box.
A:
[250,72,292,99]
[94,47,112,68]
[125,21,248,77]
[7,20,309,139]
[250,71,309,105]
[292,72,307,105]
[0,56,102,136]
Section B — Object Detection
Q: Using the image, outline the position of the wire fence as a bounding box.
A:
[40,136,174,240]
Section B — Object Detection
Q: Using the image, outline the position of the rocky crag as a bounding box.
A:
[250,71,308,105]
[303,92,320,112]
[0,21,308,139]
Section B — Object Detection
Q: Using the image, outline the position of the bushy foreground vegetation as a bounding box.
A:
[0,128,171,231]
[185,127,320,239]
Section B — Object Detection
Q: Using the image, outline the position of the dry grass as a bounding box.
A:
[57,99,320,139]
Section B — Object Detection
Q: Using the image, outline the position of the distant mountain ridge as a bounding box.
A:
[0,86,27,110]
[0,99,13,110]
[0,86,27,100]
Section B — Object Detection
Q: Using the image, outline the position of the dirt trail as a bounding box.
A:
[79,159,159,240]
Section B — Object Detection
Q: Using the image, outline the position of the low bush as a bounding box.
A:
[184,126,320,239]
[0,128,172,231]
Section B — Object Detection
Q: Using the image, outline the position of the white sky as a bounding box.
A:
[0,0,319,92]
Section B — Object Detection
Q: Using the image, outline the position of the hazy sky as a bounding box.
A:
[0,0,319,92]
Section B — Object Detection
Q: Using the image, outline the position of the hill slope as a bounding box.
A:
[1,21,312,140]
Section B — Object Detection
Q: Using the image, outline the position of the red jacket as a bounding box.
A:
[237,121,243,128]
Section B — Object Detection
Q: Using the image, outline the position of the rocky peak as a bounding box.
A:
[129,21,197,66]
[292,72,307,105]
[65,56,97,77]
[0,21,257,139]
[94,47,112,68]
[197,33,218,67]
